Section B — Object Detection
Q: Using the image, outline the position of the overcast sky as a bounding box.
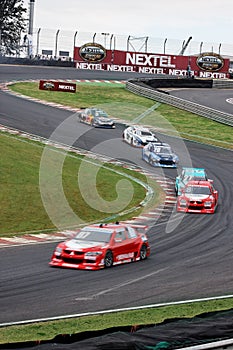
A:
[24,0,233,51]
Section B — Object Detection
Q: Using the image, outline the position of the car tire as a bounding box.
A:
[140,245,147,260]
[214,200,218,212]
[104,250,113,268]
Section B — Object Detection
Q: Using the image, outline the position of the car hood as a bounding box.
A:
[65,239,106,250]
[183,194,211,200]
[155,153,174,159]
[96,117,113,122]
[138,136,155,141]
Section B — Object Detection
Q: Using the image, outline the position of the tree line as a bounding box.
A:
[0,0,27,55]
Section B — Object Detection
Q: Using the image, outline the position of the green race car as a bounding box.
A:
[175,167,212,196]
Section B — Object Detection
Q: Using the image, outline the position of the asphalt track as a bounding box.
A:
[0,65,233,324]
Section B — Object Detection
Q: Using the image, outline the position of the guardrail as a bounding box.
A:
[126,80,233,127]
[213,79,233,88]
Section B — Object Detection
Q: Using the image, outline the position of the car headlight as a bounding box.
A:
[151,155,159,160]
[54,247,63,256]
[180,199,187,207]
[204,201,212,207]
[55,247,63,253]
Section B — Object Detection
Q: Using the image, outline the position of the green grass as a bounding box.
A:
[0,132,162,236]
[1,298,233,344]
[10,82,233,149]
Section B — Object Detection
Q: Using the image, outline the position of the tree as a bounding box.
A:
[0,0,27,55]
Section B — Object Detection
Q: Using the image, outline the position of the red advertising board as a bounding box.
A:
[74,44,230,79]
[39,80,76,93]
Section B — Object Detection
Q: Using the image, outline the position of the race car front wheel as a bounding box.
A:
[140,245,147,260]
[104,250,113,268]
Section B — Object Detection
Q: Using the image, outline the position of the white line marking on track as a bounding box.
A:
[75,267,168,301]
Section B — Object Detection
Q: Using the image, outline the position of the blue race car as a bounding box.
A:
[175,167,211,196]
[142,142,179,168]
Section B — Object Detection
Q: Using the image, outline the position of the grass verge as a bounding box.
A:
[0,131,162,236]
[1,298,233,344]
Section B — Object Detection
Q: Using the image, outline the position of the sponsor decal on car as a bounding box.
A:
[116,252,134,261]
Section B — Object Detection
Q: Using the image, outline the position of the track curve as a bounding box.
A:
[0,66,233,324]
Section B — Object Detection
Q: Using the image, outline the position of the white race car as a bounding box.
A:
[123,126,159,147]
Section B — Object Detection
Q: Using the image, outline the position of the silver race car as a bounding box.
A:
[123,125,159,147]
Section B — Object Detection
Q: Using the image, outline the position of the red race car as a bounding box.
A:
[49,223,150,270]
[177,180,218,214]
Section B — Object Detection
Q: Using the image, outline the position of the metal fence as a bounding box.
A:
[18,28,233,60]
[126,79,233,127]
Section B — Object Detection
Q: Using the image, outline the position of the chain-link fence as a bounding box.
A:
[13,29,233,61]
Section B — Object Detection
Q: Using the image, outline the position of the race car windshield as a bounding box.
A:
[185,186,211,195]
[75,229,113,242]
[141,131,152,136]
[95,111,108,117]
[154,146,172,154]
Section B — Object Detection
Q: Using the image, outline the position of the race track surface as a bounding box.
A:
[0,65,233,324]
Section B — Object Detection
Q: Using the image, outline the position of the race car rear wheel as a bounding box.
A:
[104,250,113,268]
[140,245,147,260]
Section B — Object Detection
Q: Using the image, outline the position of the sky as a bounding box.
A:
[23,0,233,55]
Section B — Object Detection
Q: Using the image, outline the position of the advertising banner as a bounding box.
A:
[74,43,230,79]
[39,80,76,93]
